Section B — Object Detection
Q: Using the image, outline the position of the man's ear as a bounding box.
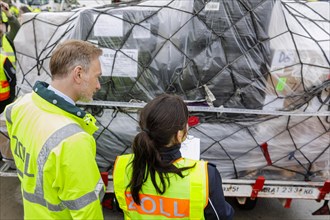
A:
[72,66,83,84]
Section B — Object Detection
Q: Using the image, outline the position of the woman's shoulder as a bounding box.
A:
[206,162,223,182]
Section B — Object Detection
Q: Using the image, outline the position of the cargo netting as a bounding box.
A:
[2,0,329,181]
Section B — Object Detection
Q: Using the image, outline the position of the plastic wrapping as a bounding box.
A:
[12,0,330,181]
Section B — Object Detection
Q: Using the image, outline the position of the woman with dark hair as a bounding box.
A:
[113,94,234,220]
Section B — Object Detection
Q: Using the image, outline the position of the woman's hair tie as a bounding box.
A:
[142,128,150,134]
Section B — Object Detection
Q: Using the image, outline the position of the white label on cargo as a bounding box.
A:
[133,23,151,39]
[180,136,200,160]
[94,14,123,37]
[205,2,220,11]
[272,50,295,67]
[100,48,138,77]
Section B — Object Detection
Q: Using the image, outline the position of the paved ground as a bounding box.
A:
[0,176,124,220]
[1,175,329,220]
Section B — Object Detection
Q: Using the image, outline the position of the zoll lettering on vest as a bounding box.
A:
[125,193,189,218]
[12,135,34,177]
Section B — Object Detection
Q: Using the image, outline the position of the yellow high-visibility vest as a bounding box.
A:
[32,7,41,13]
[1,35,16,68]
[9,6,19,17]
[113,154,208,220]
[1,11,8,23]
[0,54,10,101]
[5,81,104,219]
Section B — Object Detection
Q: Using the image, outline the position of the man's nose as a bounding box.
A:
[96,81,101,90]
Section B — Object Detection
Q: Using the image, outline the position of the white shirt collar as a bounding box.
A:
[47,85,76,106]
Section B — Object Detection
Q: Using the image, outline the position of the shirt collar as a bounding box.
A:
[33,81,86,118]
[48,85,75,106]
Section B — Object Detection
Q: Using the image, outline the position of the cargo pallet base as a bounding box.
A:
[1,150,329,215]
[103,174,330,214]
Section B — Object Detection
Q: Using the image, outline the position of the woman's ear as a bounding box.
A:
[176,130,183,143]
[176,129,187,144]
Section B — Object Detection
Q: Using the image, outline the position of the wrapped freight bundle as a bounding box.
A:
[13,0,329,181]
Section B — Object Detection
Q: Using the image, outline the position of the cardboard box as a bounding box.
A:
[263,49,330,110]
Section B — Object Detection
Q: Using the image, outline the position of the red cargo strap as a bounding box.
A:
[188,116,200,127]
[251,176,265,199]
[317,180,330,202]
[101,172,109,187]
[260,142,272,165]
[284,198,292,208]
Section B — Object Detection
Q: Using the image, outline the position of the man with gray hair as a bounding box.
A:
[5,40,104,219]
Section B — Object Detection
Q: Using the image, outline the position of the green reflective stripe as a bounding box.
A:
[190,161,204,219]
[5,104,13,124]
[23,191,65,211]
[35,123,83,195]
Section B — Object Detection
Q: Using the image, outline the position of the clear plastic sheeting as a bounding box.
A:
[12,0,330,181]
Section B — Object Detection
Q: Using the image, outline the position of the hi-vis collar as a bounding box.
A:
[33,81,87,119]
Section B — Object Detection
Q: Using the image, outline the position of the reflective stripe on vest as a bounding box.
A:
[32,123,103,210]
[5,103,13,124]
[1,35,16,67]
[113,154,207,220]
[0,54,10,101]
[6,118,104,211]
[23,178,104,211]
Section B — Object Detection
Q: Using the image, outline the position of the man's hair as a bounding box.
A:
[49,40,102,79]
[19,6,32,13]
